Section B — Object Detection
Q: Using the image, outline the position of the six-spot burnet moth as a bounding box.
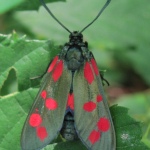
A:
[21,0,116,150]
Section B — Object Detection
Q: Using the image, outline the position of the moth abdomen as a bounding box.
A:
[60,112,78,141]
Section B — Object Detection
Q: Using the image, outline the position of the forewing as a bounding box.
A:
[73,59,116,150]
[21,56,72,150]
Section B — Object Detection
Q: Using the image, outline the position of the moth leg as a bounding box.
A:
[99,71,110,86]
[30,59,53,80]
[30,74,45,80]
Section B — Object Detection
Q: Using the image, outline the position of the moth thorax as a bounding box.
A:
[60,112,78,141]
[66,46,84,71]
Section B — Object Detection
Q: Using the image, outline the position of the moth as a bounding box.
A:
[21,0,116,150]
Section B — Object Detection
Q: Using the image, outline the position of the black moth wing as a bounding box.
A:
[73,54,116,150]
[21,56,72,150]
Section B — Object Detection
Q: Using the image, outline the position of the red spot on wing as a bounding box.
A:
[84,62,94,84]
[66,93,74,110]
[52,60,63,82]
[37,126,48,141]
[88,130,101,145]
[83,102,96,112]
[48,56,59,73]
[35,109,38,111]
[45,98,57,109]
[91,59,99,76]
[29,114,42,127]
[97,95,103,102]
[41,91,47,99]
[97,117,110,132]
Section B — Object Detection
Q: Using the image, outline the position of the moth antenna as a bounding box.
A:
[39,0,71,34]
[80,0,111,33]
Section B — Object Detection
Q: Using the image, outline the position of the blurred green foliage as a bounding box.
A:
[0,0,150,149]
[0,0,24,14]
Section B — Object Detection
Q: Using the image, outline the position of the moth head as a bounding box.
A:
[69,31,83,43]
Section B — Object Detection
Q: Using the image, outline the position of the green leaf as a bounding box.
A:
[0,33,60,91]
[0,68,17,96]
[0,89,39,150]
[110,105,150,150]
[142,138,150,148]
[142,125,150,148]
[15,0,66,11]
[0,0,24,14]
[0,0,65,14]
[114,91,150,144]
